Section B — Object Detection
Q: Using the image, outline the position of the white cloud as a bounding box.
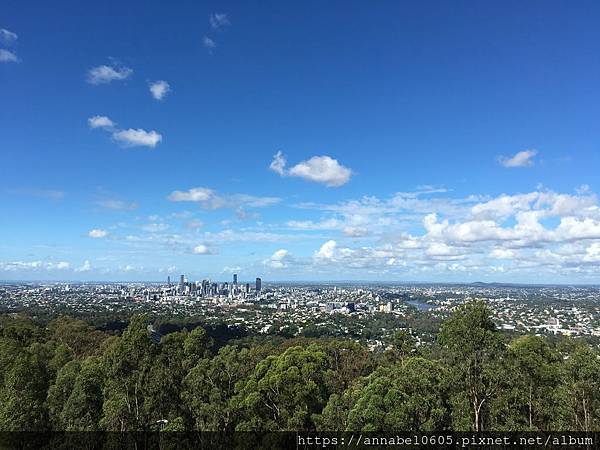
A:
[142,223,170,233]
[88,229,108,238]
[168,187,280,210]
[270,151,287,175]
[425,242,466,260]
[471,191,597,222]
[94,198,138,211]
[0,49,17,62]
[201,229,304,244]
[576,184,591,195]
[272,249,289,259]
[169,187,213,202]
[555,217,600,240]
[149,80,170,100]
[499,149,538,168]
[186,219,204,229]
[270,152,353,187]
[48,185,600,280]
[0,29,18,45]
[89,115,161,148]
[286,218,342,230]
[471,193,538,220]
[112,128,162,148]
[0,29,18,62]
[210,13,230,29]
[490,248,516,259]
[169,211,193,219]
[583,243,600,262]
[0,260,70,272]
[203,36,216,50]
[192,244,213,255]
[87,64,133,85]
[276,187,600,278]
[343,227,369,237]
[264,249,290,269]
[310,240,396,270]
[0,261,42,271]
[75,259,92,272]
[232,194,281,207]
[295,188,600,259]
[88,115,115,129]
[236,207,255,220]
[289,156,352,187]
[314,240,337,259]
[287,187,479,241]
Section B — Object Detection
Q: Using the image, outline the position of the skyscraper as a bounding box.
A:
[180,275,185,287]
[255,277,262,293]
[167,276,171,287]
[233,274,238,285]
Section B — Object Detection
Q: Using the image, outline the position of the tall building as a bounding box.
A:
[233,274,238,285]
[180,275,185,287]
[167,276,171,287]
[255,277,262,293]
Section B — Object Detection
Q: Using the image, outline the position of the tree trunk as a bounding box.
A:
[582,395,589,432]
[529,386,533,430]
[473,397,480,432]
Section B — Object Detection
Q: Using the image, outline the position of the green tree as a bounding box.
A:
[344,358,447,431]
[182,345,256,431]
[314,379,368,431]
[438,301,505,431]
[47,359,81,429]
[183,326,211,369]
[233,345,332,431]
[0,351,49,430]
[491,335,560,430]
[321,340,375,394]
[144,332,187,426]
[554,345,600,431]
[393,329,417,361]
[0,315,43,346]
[48,343,75,374]
[100,315,156,431]
[47,316,108,356]
[61,357,104,430]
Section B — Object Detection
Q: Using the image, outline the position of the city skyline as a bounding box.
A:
[2,1,600,283]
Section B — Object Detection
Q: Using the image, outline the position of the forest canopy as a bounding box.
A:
[0,301,599,432]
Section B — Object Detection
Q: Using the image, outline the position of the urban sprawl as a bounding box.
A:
[2,276,600,348]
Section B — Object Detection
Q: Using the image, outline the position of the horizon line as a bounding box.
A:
[1,279,599,287]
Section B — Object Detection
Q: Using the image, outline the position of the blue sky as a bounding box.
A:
[2,0,600,282]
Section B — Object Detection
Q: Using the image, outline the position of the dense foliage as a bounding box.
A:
[1,301,599,432]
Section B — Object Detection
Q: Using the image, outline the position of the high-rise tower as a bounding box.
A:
[255,277,262,293]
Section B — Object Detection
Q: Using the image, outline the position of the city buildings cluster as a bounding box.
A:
[2,279,600,348]
[155,274,262,302]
